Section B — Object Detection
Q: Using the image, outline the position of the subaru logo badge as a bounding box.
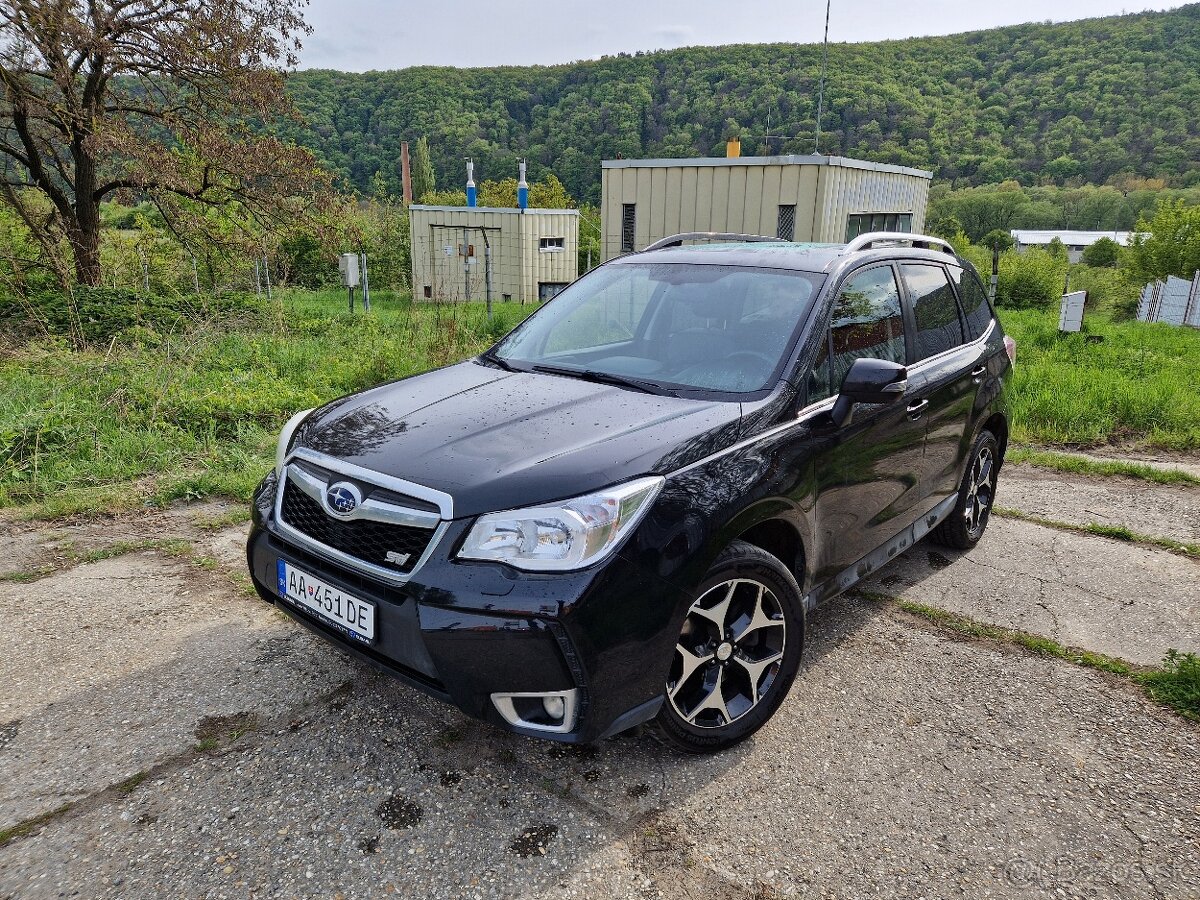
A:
[325,482,362,517]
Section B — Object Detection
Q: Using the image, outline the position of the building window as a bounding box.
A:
[539,237,565,252]
[621,204,637,253]
[538,282,569,302]
[777,204,797,242]
[846,212,914,240]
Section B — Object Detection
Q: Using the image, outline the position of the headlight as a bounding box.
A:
[275,408,315,479]
[458,476,664,571]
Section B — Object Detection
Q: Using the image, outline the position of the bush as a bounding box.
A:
[1081,237,1120,268]
[997,248,1068,309]
[8,288,265,344]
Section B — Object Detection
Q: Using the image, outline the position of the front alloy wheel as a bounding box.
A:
[655,540,804,753]
[668,579,786,728]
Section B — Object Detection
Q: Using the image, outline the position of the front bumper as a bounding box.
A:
[247,474,686,743]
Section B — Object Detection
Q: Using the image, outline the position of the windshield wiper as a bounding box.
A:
[530,364,667,396]
[479,349,516,372]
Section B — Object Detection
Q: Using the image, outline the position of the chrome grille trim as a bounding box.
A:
[271,449,452,586]
[290,447,453,519]
[285,463,441,529]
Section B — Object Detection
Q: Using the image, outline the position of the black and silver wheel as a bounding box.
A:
[933,429,1000,550]
[654,540,804,753]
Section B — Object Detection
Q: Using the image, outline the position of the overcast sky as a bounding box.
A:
[298,1,1182,71]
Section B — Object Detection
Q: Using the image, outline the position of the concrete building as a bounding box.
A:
[409,205,579,304]
[1010,230,1133,263]
[600,155,932,261]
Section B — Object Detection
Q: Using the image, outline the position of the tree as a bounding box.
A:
[1045,237,1069,261]
[413,176,575,210]
[980,229,1015,253]
[1125,200,1200,283]
[1081,236,1120,268]
[0,0,329,287]
[412,136,436,203]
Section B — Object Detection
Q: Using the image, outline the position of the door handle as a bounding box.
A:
[906,399,929,419]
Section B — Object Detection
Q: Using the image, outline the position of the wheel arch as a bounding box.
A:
[733,516,807,590]
[980,411,1009,463]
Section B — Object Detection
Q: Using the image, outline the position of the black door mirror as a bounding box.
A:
[830,358,908,427]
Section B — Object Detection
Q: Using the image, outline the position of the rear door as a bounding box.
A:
[806,263,929,578]
[900,262,985,507]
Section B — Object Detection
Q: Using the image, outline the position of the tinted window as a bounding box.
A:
[497,263,823,394]
[902,264,964,360]
[947,264,994,341]
[829,266,906,389]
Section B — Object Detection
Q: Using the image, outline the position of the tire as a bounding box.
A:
[932,429,1000,550]
[653,540,805,753]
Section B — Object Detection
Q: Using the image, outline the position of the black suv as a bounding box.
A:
[246,231,1015,752]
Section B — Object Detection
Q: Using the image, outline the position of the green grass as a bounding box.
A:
[1138,650,1200,722]
[874,594,1199,721]
[0,804,72,848]
[1006,446,1200,486]
[3,294,1198,519]
[1001,308,1200,451]
[0,290,533,517]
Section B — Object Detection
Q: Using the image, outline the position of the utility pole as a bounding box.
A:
[462,226,471,302]
[480,228,494,321]
[989,247,1000,306]
[814,0,831,155]
[360,251,371,311]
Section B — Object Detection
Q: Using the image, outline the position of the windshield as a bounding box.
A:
[492,262,824,395]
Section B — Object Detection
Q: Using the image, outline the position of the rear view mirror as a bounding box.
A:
[831,358,908,427]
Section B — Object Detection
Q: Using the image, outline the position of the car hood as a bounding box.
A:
[294,360,744,518]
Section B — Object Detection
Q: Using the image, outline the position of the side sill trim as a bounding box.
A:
[801,492,959,612]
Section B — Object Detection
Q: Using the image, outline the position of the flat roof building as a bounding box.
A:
[600,155,932,261]
[1011,230,1133,263]
[410,205,579,304]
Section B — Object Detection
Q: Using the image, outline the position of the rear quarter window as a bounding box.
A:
[947,264,994,341]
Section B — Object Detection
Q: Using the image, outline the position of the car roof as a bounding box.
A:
[610,242,843,272]
[610,240,962,274]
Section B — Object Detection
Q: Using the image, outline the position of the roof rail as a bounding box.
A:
[842,232,956,256]
[642,232,786,252]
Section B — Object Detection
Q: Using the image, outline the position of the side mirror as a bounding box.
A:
[830,358,908,428]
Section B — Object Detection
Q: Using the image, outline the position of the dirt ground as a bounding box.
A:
[1,462,1198,899]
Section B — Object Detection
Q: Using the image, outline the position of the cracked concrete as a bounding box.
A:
[865,516,1199,665]
[1000,463,1200,545]
[2,463,1198,898]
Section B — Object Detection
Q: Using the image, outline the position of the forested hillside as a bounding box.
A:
[279,5,1200,204]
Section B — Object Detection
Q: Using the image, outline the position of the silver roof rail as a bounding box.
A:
[843,232,956,256]
[643,232,786,252]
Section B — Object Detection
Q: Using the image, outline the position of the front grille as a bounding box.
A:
[280,480,434,574]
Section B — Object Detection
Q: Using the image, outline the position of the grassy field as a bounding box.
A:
[1001,309,1200,451]
[0,290,532,516]
[1,295,1197,518]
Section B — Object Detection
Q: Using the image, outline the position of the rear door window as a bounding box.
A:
[829,265,906,389]
[947,265,994,341]
[901,264,964,361]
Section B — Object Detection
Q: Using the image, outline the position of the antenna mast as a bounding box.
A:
[814,0,831,155]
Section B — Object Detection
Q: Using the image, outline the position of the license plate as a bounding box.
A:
[277,560,375,644]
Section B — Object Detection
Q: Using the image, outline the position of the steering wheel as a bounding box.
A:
[725,351,775,369]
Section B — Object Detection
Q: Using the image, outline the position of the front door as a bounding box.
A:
[806,263,929,579]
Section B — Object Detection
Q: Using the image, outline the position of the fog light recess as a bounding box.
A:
[491,689,579,734]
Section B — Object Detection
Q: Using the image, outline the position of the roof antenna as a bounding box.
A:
[813,0,831,155]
